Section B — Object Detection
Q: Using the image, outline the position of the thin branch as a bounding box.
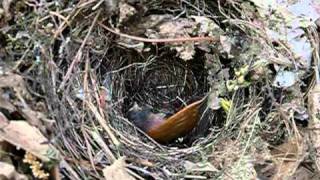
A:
[98,22,219,44]
[58,10,101,91]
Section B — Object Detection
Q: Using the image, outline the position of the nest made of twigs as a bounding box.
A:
[44,37,215,178]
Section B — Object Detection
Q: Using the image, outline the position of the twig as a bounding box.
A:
[89,129,116,162]
[60,160,82,179]
[127,165,159,179]
[82,126,98,173]
[98,22,219,44]
[49,11,71,26]
[58,10,101,91]
[86,101,120,147]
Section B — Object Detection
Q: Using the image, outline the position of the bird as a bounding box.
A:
[127,93,212,143]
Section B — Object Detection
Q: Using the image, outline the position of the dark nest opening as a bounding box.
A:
[121,54,209,113]
[99,47,215,142]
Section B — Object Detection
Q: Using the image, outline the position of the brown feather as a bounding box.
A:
[146,96,208,143]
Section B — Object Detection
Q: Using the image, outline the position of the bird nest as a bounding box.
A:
[8,1,277,178]
[43,41,216,178]
[3,0,319,179]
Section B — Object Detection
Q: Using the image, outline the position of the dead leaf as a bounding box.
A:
[0,111,9,126]
[156,18,195,38]
[270,137,306,180]
[0,113,60,162]
[210,139,241,169]
[20,107,54,133]
[174,43,195,60]
[0,91,16,113]
[308,84,320,171]
[191,16,223,36]
[184,161,218,172]
[0,73,24,88]
[119,2,137,24]
[0,161,28,180]
[219,35,232,55]
[273,70,298,88]
[279,99,309,124]
[0,72,31,100]
[289,166,319,180]
[103,157,135,180]
[2,0,13,20]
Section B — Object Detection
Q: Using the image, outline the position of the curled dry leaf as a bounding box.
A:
[0,112,60,162]
[308,84,320,171]
[103,157,135,180]
[143,15,221,60]
[155,17,195,38]
[144,15,197,60]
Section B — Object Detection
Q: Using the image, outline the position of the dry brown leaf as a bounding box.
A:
[156,18,196,60]
[0,161,28,180]
[0,113,59,162]
[174,43,195,60]
[184,161,218,172]
[308,84,320,171]
[20,107,54,133]
[289,166,319,180]
[103,157,135,180]
[0,72,24,88]
[0,91,16,113]
[210,139,241,169]
[270,137,306,180]
[156,18,195,38]
[308,84,320,121]
[191,16,223,37]
[0,111,9,125]
[219,35,232,55]
[119,2,137,24]
[0,72,30,100]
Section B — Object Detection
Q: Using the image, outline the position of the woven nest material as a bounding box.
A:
[45,43,214,178]
[123,58,204,109]
[104,54,211,138]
